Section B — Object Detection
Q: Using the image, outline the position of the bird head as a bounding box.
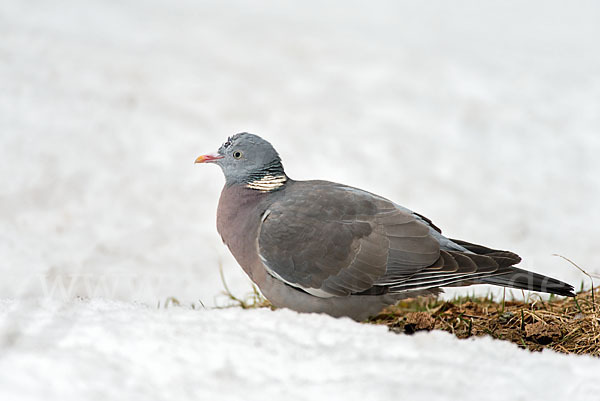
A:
[195,133,286,187]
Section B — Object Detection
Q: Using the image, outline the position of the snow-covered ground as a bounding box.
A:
[2,299,600,401]
[1,0,599,399]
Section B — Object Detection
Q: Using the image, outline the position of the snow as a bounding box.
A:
[1,0,600,399]
[1,299,599,401]
[2,0,599,304]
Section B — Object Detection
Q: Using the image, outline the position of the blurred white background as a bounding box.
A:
[1,0,599,305]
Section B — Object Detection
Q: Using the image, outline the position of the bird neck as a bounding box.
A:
[245,174,288,192]
[242,159,288,193]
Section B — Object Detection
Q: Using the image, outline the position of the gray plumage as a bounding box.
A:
[196,133,574,320]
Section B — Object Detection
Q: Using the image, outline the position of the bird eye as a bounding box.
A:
[233,150,243,159]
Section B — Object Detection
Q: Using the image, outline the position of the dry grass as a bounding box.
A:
[368,288,600,355]
[219,262,600,356]
[217,264,272,309]
[224,279,600,355]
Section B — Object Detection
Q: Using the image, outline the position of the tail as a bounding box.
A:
[477,267,575,297]
[450,239,575,297]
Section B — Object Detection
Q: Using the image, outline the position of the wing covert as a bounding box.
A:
[257,182,441,297]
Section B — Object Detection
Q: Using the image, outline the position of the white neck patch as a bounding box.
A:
[246,174,287,192]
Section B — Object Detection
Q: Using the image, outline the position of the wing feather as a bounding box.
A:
[257,180,521,298]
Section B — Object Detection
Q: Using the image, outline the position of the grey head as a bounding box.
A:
[195,133,287,190]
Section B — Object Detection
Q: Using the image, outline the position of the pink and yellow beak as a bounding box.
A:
[195,152,224,164]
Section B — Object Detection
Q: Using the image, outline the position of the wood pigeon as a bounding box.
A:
[195,133,574,320]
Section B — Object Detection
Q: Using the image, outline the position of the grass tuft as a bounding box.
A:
[219,258,599,355]
[368,287,600,356]
[218,264,272,309]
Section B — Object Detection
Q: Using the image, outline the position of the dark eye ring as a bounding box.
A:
[233,150,243,159]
